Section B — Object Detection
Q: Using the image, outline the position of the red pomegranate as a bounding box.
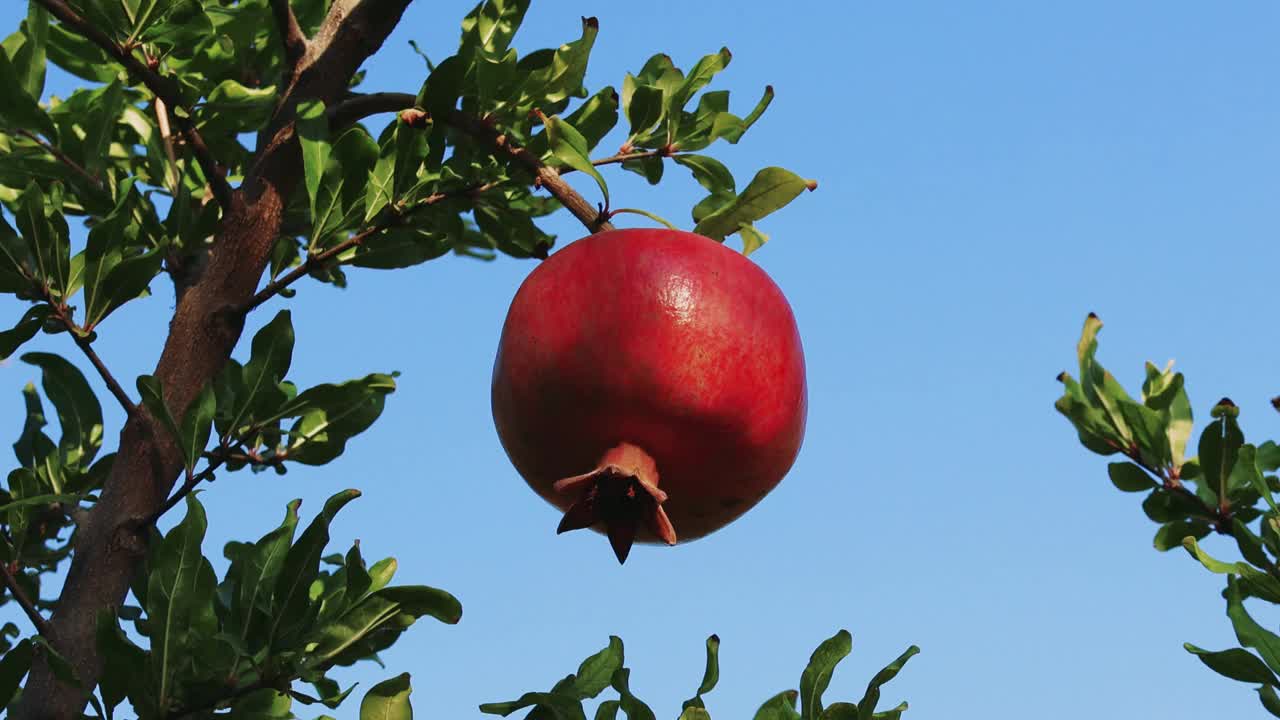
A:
[491,228,807,563]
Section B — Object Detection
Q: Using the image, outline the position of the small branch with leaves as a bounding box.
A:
[13,129,104,192]
[33,0,233,210]
[34,288,139,416]
[240,180,499,313]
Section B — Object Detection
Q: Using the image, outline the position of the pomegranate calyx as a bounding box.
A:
[553,443,677,564]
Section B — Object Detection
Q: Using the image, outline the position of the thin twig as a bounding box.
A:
[33,0,233,210]
[240,182,499,313]
[43,300,138,416]
[14,129,104,191]
[147,454,227,526]
[269,0,308,67]
[449,111,614,234]
[0,563,52,637]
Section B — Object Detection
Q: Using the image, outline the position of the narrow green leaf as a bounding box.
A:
[0,49,55,138]
[0,305,52,361]
[146,494,217,712]
[96,610,149,714]
[297,99,331,220]
[233,309,295,432]
[612,668,656,720]
[738,224,769,256]
[1226,576,1280,674]
[21,352,103,472]
[674,154,736,194]
[1261,685,1280,718]
[856,646,919,720]
[233,499,301,647]
[178,384,215,472]
[1153,519,1210,551]
[543,114,608,205]
[683,634,720,710]
[17,183,70,297]
[1185,643,1280,685]
[271,489,361,645]
[694,167,813,242]
[137,374,185,457]
[13,3,50,99]
[800,630,851,720]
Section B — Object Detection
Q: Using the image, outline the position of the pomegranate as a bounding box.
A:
[491,228,807,563]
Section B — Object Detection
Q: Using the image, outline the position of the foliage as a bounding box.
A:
[1057,314,1280,717]
[0,0,906,718]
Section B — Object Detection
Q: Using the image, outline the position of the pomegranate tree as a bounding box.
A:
[491,228,807,563]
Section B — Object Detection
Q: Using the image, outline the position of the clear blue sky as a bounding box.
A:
[3,1,1280,718]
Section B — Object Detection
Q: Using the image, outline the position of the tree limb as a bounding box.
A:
[0,563,52,637]
[32,0,234,211]
[13,2,417,717]
[270,0,308,68]
[40,294,139,417]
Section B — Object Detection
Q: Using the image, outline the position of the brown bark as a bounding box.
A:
[12,2,414,717]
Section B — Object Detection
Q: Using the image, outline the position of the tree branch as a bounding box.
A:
[327,91,417,129]
[0,563,52,637]
[270,0,308,68]
[14,129,103,192]
[241,182,498,313]
[32,0,233,211]
[448,111,614,234]
[41,298,139,417]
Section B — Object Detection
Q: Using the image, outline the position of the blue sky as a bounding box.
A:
[4,1,1280,718]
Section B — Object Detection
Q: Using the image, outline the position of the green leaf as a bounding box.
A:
[1153,519,1210,551]
[365,128,397,222]
[738,224,769,256]
[674,154,735,195]
[543,114,608,205]
[679,709,712,720]
[0,639,32,708]
[361,673,413,720]
[271,489,361,646]
[1200,410,1244,504]
[231,498,301,647]
[572,636,624,700]
[670,48,733,118]
[282,373,397,465]
[81,79,124,177]
[12,3,50,99]
[800,630,851,720]
[683,634,720,710]
[612,668,656,720]
[82,210,164,329]
[21,352,103,472]
[202,80,278,134]
[0,305,52,361]
[0,48,55,138]
[822,703,858,720]
[753,690,801,720]
[479,692,584,720]
[1185,643,1280,685]
[1226,576,1280,674]
[1107,462,1156,493]
[97,610,150,714]
[459,0,530,57]
[16,182,70,297]
[520,16,598,106]
[137,374,185,457]
[595,700,621,720]
[1260,685,1280,718]
[146,494,218,712]
[856,646,918,720]
[32,636,78,687]
[298,99,331,220]
[694,167,813,242]
[0,492,81,516]
[624,83,663,138]
[178,383,215,472]
[232,309,295,432]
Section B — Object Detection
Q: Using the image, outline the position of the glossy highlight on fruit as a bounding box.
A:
[491,228,807,563]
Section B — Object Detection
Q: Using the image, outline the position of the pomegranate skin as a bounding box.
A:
[491,228,807,549]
